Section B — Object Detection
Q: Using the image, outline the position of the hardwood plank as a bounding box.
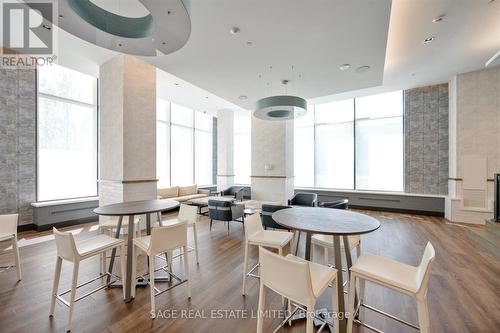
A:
[0,210,498,332]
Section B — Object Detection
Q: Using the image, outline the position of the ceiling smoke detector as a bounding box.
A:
[423,36,435,44]
[230,27,240,35]
[432,14,445,23]
[356,65,371,73]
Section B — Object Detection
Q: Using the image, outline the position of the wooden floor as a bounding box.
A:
[0,210,499,333]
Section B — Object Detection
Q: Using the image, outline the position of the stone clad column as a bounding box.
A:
[99,55,157,220]
[217,109,235,191]
[251,116,294,204]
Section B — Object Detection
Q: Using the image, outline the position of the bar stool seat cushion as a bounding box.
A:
[76,234,125,257]
[351,252,419,293]
[162,218,195,226]
[248,230,293,248]
[312,234,360,250]
[286,254,337,297]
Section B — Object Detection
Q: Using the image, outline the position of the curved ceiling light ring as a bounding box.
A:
[57,0,191,56]
[254,95,307,121]
[66,0,154,39]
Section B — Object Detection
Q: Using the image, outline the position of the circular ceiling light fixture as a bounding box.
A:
[432,14,445,23]
[254,95,307,121]
[356,65,371,73]
[43,0,191,56]
[238,95,248,100]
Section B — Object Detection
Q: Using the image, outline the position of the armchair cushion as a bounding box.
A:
[261,204,291,230]
[289,192,318,207]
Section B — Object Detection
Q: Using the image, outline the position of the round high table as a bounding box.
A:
[272,207,380,333]
[94,199,179,302]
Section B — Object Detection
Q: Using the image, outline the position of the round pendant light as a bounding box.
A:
[254,95,307,121]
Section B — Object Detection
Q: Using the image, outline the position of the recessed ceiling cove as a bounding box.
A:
[147,0,392,109]
[58,0,191,56]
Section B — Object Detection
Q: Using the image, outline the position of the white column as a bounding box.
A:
[217,109,235,191]
[251,116,294,204]
[99,55,157,221]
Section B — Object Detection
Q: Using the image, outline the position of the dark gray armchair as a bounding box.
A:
[208,199,245,234]
[220,186,251,201]
[261,204,291,230]
[288,192,318,207]
[319,198,349,210]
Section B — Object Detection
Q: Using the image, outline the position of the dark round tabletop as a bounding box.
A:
[272,207,380,235]
[94,199,180,216]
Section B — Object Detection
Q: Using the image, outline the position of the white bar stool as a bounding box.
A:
[160,204,200,264]
[0,214,21,281]
[49,227,127,332]
[257,247,339,333]
[99,216,141,274]
[312,234,361,265]
[132,221,191,315]
[241,213,294,296]
[347,242,436,333]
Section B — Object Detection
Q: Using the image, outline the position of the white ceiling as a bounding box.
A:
[147,0,392,110]
[54,0,500,112]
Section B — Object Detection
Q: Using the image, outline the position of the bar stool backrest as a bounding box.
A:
[178,204,198,223]
[244,213,264,240]
[149,222,187,255]
[0,213,18,236]
[259,247,315,305]
[415,242,436,295]
[53,227,78,261]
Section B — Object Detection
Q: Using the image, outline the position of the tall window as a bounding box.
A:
[315,100,354,189]
[294,91,403,192]
[355,91,403,191]
[294,107,315,187]
[37,64,98,201]
[156,100,214,187]
[156,99,170,188]
[195,112,213,185]
[170,103,194,186]
[234,112,251,184]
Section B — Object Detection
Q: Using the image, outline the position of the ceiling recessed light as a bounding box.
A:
[356,65,370,73]
[205,96,209,99]
[339,64,351,71]
[162,41,166,45]
[42,24,51,30]
[423,36,435,44]
[230,27,240,35]
[174,83,179,86]
[59,14,64,18]
[432,14,445,23]
[238,95,248,100]
[246,41,253,46]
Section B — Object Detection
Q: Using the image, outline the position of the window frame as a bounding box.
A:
[35,65,99,202]
[294,91,405,192]
[156,100,215,187]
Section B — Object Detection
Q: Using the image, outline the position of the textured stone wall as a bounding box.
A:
[404,84,449,195]
[0,67,36,226]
